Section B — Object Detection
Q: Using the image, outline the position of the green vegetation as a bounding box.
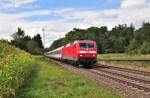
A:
[0,40,36,98]
[11,27,44,55]
[16,57,122,98]
[100,53,150,59]
[99,54,150,69]
[128,23,150,54]
[0,41,122,98]
[49,22,150,54]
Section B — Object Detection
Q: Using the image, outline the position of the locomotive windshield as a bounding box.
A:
[79,43,94,48]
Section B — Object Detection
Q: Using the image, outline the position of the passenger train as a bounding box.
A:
[45,40,97,68]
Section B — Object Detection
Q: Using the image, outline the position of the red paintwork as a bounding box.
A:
[62,40,97,61]
[47,40,98,65]
[62,41,78,60]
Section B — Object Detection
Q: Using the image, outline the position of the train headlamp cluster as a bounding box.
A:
[79,51,86,53]
[89,51,96,53]
[79,51,96,54]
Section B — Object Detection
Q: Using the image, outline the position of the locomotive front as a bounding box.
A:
[77,40,97,66]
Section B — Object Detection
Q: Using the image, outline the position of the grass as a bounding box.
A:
[0,41,123,98]
[99,53,150,59]
[0,40,35,97]
[16,57,123,98]
[99,54,150,70]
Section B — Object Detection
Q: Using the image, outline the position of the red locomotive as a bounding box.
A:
[46,40,97,68]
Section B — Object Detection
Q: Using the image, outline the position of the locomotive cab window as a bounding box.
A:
[79,43,87,48]
[79,43,94,48]
[88,43,94,48]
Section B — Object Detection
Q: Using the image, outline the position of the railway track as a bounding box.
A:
[50,58,150,92]
[90,64,150,92]
[51,58,150,92]
[94,64,150,76]
[98,59,150,61]
[50,59,150,97]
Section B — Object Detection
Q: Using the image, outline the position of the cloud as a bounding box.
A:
[0,0,39,8]
[0,8,119,47]
[0,0,150,47]
[101,0,114,3]
[119,0,150,27]
[121,0,146,9]
[52,8,120,29]
[14,0,38,7]
[0,9,74,47]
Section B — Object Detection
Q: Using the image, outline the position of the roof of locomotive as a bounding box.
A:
[74,40,95,43]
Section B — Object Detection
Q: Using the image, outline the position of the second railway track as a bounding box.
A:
[96,64,150,76]
[90,64,150,92]
[51,59,150,97]
[52,59,150,92]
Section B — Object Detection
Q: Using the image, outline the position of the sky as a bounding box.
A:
[0,0,150,47]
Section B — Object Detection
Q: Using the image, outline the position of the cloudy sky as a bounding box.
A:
[0,0,150,47]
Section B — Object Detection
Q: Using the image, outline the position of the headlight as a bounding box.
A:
[89,51,96,53]
[79,51,86,53]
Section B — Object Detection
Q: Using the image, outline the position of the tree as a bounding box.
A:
[128,22,150,54]
[109,24,134,53]
[11,27,43,54]
[11,28,25,49]
[11,27,25,40]
[49,22,149,55]
[26,40,42,54]
[33,34,44,49]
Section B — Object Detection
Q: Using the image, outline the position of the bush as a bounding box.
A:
[138,42,150,54]
[0,41,35,98]
[26,40,42,55]
[128,39,139,54]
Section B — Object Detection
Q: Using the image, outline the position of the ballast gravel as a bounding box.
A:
[54,61,150,98]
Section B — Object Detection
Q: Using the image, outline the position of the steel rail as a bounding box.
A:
[49,58,150,93]
[90,69,150,92]
[96,64,150,77]
[98,59,150,61]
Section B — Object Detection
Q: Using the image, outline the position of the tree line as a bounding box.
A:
[11,28,44,54]
[49,22,150,54]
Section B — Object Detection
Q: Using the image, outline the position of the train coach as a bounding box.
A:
[46,40,97,68]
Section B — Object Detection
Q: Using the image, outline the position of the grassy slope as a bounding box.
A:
[16,57,123,98]
[0,41,35,97]
[99,54,150,70]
